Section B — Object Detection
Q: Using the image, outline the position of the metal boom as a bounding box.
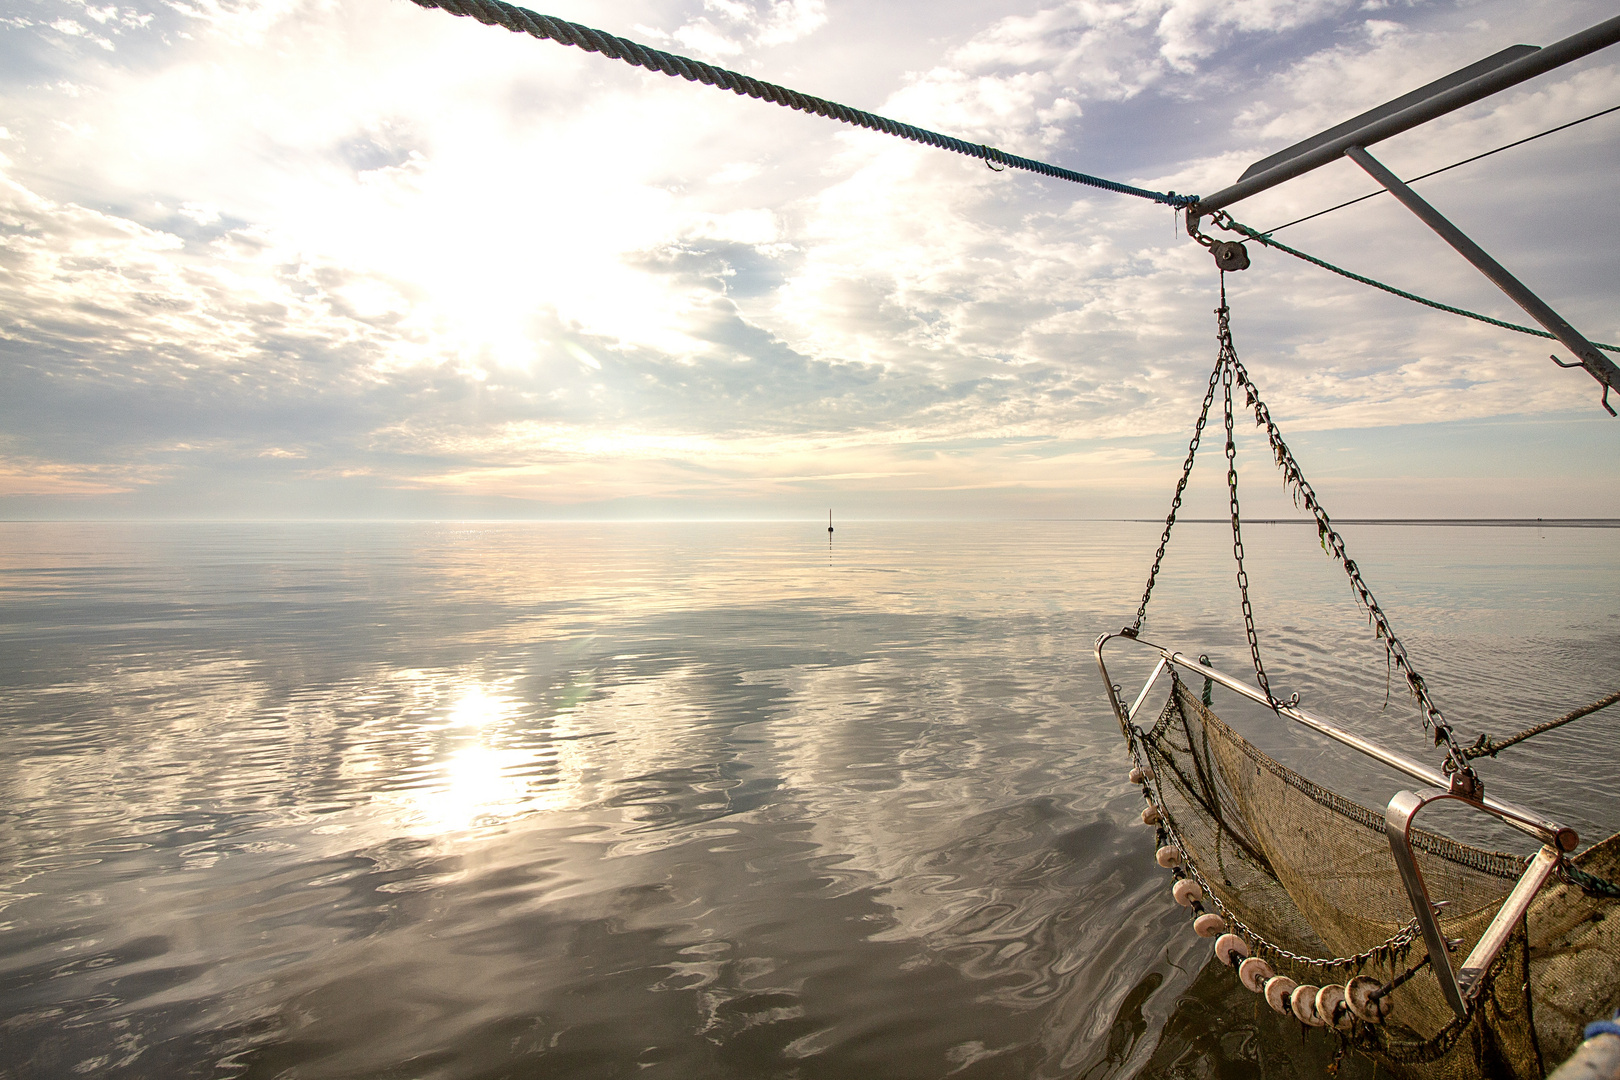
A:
[1188,14,1620,409]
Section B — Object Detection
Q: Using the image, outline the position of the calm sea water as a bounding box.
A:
[2,520,1617,1079]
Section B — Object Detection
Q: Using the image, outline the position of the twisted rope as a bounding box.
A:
[405,0,1196,207]
[1463,689,1620,759]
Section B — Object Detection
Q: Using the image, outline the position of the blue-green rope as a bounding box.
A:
[404,0,1197,208]
[1217,216,1620,354]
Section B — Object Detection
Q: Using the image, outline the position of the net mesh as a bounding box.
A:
[1141,674,1620,1079]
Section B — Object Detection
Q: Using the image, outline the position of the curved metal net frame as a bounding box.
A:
[1139,675,1550,1077]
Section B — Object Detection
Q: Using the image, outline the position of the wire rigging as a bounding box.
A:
[406,0,1196,207]
[1199,212,1620,354]
[1260,103,1620,236]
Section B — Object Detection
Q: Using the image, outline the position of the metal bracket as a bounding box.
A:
[1386,788,1564,1018]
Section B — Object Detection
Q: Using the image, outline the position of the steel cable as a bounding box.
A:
[1260,103,1620,237]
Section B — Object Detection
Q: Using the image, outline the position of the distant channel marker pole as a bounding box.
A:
[828,511,834,535]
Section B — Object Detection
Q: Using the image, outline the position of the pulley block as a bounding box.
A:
[1211,240,1250,272]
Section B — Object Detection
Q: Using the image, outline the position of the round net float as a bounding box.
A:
[1291,984,1327,1027]
[1315,984,1354,1031]
[1346,975,1393,1023]
[1238,955,1274,992]
[1263,975,1298,1015]
[1129,766,1154,784]
[1172,878,1202,907]
[1155,845,1183,868]
[1214,933,1249,966]
[1141,804,1161,825]
[1193,912,1225,938]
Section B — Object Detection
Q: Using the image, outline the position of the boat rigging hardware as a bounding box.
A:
[1185,214,1249,271]
[1344,145,1620,416]
[1126,356,1222,637]
[1219,322,1274,706]
[1186,13,1620,414]
[1190,16,1620,217]
[1126,293,1482,794]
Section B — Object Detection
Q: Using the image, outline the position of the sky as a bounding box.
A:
[1,0,1617,520]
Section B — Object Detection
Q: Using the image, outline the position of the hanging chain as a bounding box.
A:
[1219,295,1274,706]
[1129,278,1478,797]
[1219,318,1482,798]
[1127,338,1225,635]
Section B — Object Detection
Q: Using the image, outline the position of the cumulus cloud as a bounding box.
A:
[639,0,827,60]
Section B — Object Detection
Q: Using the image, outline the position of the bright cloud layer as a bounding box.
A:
[1,0,1617,518]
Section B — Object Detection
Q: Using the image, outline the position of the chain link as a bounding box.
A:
[1218,322,1481,797]
[1128,353,1224,635]
[1219,294,1274,705]
[1131,277,1481,797]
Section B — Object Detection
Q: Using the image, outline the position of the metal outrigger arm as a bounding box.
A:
[1188,14,1620,412]
[1386,789,1565,1019]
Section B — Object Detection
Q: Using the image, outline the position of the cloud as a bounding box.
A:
[654,0,828,59]
[0,0,1615,516]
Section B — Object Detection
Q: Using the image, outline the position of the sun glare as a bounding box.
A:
[372,677,588,836]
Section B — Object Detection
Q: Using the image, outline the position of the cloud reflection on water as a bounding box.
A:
[0,521,1616,1079]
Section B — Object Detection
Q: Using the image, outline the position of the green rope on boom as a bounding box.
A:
[404,0,1197,208]
[1214,215,1620,354]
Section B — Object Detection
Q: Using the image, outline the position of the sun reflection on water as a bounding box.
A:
[365,676,589,837]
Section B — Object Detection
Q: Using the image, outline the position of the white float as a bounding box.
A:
[1346,975,1392,1023]
[1238,956,1274,992]
[1291,984,1327,1027]
[1263,975,1297,1015]
[1315,984,1354,1031]
[1214,933,1249,966]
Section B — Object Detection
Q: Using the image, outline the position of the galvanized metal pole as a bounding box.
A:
[1190,14,1620,216]
[1345,145,1620,403]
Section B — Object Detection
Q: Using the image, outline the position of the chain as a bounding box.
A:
[1131,276,1479,795]
[1219,290,1274,705]
[1128,349,1225,635]
[1218,319,1482,798]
